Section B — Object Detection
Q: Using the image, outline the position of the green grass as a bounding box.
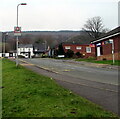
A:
[2,59,119,117]
[76,58,120,66]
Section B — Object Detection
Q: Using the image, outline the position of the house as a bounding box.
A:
[91,26,120,60]
[54,42,95,58]
[18,44,34,58]
[33,43,49,57]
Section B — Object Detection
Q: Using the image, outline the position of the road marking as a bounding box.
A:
[63,69,72,72]
[21,63,34,66]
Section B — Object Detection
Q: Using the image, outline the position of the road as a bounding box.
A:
[19,58,119,115]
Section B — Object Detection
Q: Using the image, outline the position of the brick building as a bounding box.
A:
[59,43,95,58]
[91,26,120,60]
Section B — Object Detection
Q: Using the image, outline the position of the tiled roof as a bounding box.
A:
[33,43,47,52]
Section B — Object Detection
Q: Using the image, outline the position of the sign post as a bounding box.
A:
[14,27,21,67]
[109,39,115,64]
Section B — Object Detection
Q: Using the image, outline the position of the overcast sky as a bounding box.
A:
[0,0,119,31]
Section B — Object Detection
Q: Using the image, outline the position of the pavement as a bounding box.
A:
[59,59,120,70]
[10,58,120,116]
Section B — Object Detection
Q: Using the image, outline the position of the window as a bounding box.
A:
[86,47,91,53]
[65,46,71,49]
[76,46,82,50]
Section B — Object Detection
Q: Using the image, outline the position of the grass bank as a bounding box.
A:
[2,59,118,117]
[76,58,120,66]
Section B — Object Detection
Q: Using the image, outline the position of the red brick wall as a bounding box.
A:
[62,44,96,58]
[114,36,120,53]
[101,36,120,55]
[103,44,112,55]
[97,52,120,60]
[96,35,120,60]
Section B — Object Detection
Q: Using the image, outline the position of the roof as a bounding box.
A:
[33,43,46,51]
[18,44,33,48]
[61,42,89,46]
[91,26,120,43]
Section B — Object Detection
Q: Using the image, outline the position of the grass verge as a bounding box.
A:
[2,59,119,117]
[76,58,120,66]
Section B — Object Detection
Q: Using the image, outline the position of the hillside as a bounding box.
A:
[3,30,93,51]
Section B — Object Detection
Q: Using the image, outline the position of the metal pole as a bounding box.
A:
[16,36,19,66]
[15,3,26,66]
[17,4,19,27]
[112,40,115,64]
[4,33,6,57]
[45,40,46,51]
[3,33,8,57]
[16,4,19,67]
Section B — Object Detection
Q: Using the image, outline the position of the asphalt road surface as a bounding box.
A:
[18,58,119,115]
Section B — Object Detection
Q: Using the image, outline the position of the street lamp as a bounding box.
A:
[16,3,27,67]
[17,3,27,27]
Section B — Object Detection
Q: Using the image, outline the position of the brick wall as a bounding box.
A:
[62,44,96,58]
[97,52,120,60]
[96,35,120,60]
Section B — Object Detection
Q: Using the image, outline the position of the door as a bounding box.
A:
[97,47,101,56]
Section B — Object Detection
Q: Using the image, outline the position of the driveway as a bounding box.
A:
[18,58,119,115]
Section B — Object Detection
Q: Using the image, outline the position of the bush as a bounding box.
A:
[75,52,83,58]
[65,49,74,58]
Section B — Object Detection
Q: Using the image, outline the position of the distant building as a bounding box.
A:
[18,44,34,58]
[91,26,120,60]
[54,42,95,58]
[33,43,49,57]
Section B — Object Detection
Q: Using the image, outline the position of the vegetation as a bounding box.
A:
[2,59,118,117]
[65,49,74,58]
[82,16,109,40]
[76,58,120,66]
[75,52,83,58]
[55,43,65,56]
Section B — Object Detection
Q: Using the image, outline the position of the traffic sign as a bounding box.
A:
[14,26,21,36]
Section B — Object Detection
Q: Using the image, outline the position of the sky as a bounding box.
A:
[0,0,119,32]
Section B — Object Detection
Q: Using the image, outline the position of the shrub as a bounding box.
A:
[75,52,83,58]
[65,49,74,58]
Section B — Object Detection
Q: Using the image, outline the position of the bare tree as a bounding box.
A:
[83,16,109,40]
